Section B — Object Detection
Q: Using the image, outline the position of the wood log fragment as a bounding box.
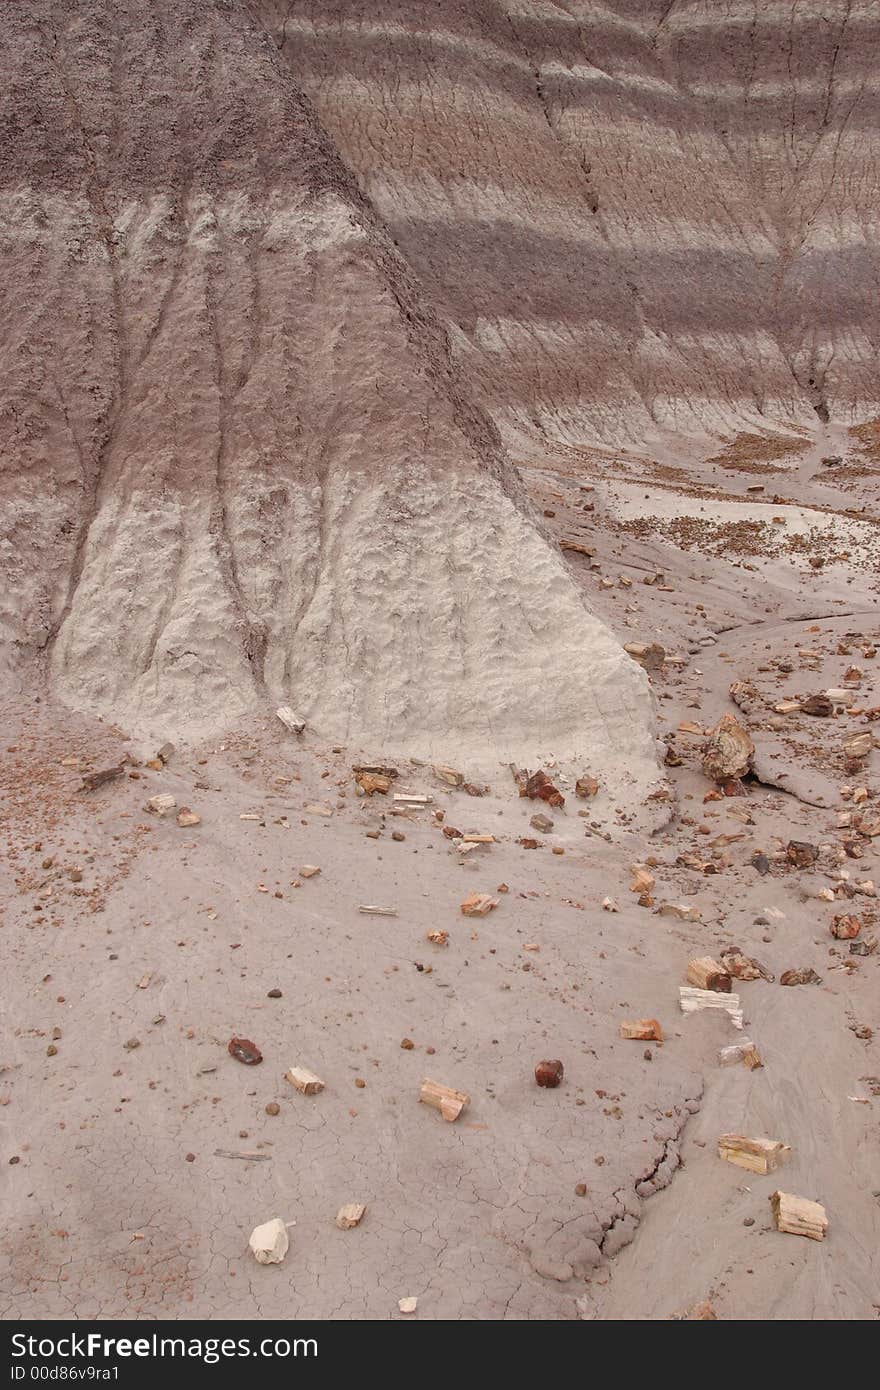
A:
[575,775,599,798]
[623,641,665,671]
[433,765,464,786]
[285,1066,325,1095]
[215,1149,272,1162]
[718,1039,763,1069]
[619,1019,664,1041]
[419,1078,469,1122]
[80,764,126,792]
[460,892,498,917]
[534,1059,564,1088]
[779,967,821,986]
[657,902,702,921]
[786,840,818,868]
[720,948,774,982]
[276,706,306,735]
[335,1203,366,1230]
[770,1190,828,1240]
[831,914,860,939]
[687,956,732,992]
[718,1134,790,1174]
[630,866,656,894]
[355,772,391,795]
[679,986,743,1028]
[249,1217,289,1264]
[509,763,529,794]
[524,769,565,807]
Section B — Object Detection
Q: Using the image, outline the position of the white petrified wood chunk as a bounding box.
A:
[679,986,743,1028]
[249,1217,289,1264]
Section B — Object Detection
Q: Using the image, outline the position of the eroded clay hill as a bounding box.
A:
[0,0,656,796]
[261,0,880,450]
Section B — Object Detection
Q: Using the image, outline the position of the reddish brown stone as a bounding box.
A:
[535,1059,564,1088]
[228,1037,263,1065]
[524,770,565,808]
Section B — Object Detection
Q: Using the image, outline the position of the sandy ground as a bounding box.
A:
[1,427,878,1321]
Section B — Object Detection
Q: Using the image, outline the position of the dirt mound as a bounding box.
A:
[0,0,657,794]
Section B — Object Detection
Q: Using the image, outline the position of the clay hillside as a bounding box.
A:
[263,0,880,447]
[0,0,878,1327]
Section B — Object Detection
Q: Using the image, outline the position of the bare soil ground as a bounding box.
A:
[3,426,878,1321]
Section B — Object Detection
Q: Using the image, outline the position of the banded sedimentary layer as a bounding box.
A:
[0,0,657,793]
[261,0,880,448]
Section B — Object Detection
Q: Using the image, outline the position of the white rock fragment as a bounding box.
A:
[679,986,743,1028]
[146,794,176,816]
[249,1217,289,1265]
[398,1296,418,1314]
[286,1066,325,1095]
[656,902,702,921]
[335,1203,366,1230]
[433,765,464,786]
[756,906,786,924]
[276,706,306,735]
